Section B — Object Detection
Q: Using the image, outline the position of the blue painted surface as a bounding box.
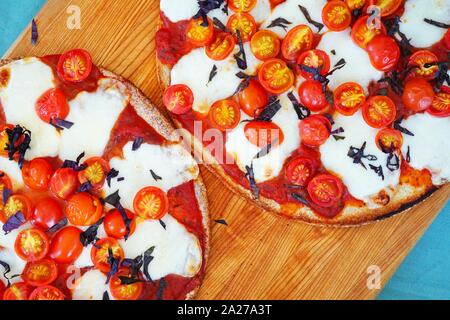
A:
[1,0,449,300]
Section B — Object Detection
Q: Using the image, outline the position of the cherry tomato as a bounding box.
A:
[228,0,257,12]
[307,174,344,208]
[227,12,257,42]
[258,58,295,94]
[250,30,281,61]
[57,49,93,83]
[297,50,331,80]
[0,171,12,196]
[238,79,269,117]
[285,157,317,187]
[2,282,32,300]
[186,17,214,47]
[163,84,194,115]
[109,269,144,300]
[362,95,397,128]
[351,15,387,48]
[345,0,366,10]
[0,280,5,299]
[408,50,439,80]
[91,237,124,273]
[205,32,236,60]
[281,25,313,61]
[31,197,64,230]
[299,115,332,147]
[22,258,58,287]
[322,0,352,32]
[104,209,136,239]
[35,88,70,123]
[428,91,450,118]
[0,124,14,157]
[375,128,403,153]
[369,0,402,17]
[50,168,79,200]
[78,157,110,190]
[402,78,435,112]
[48,226,83,264]
[14,228,49,262]
[1,194,33,223]
[298,80,329,112]
[333,82,366,116]
[208,99,241,131]
[21,158,53,191]
[366,35,400,72]
[133,186,169,220]
[244,121,285,148]
[443,29,450,50]
[29,285,65,300]
[65,192,104,226]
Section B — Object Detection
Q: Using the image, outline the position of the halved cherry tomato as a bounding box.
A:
[408,50,439,80]
[104,209,136,239]
[281,25,313,61]
[362,95,397,128]
[109,269,144,300]
[351,15,387,48]
[366,35,400,72]
[65,192,104,226]
[31,197,64,230]
[50,168,79,200]
[370,0,402,17]
[322,0,352,32]
[299,115,332,147]
[186,17,214,47]
[91,237,124,273]
[48,226,83,264]
[298,80,329,112]
[29,285,65,300]
[57,49,93,83]
[227,12,257,42]
[428,91,450,118]
[209,99,241,131]
[333,82,366,116]
[35,88,70,123]
[258,58,295,94]
[346,0,366,10]
[228,0,257,12]
[285,157,317,187]
[2,282,32,300]
[14,228,49,262]
[244,121,285,148]
[78,157,109,190]
[250,30,281,61]
[205,32,236,60]
[21,158,53,191]
[0,171,12,195]
[307,174,344,208]
[297,50,331,80]
[1,194,33,223]
[238,79,269,117]
[443,29,450,50]
[22,258,58,287]
[163,84,194,115]
[375,128,403,153]
[0,124,14,157]
[133,186,169,220]
[402,78,435,112]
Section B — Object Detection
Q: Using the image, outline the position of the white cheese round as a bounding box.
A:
[71,269,108,300]
[160,0,199,22]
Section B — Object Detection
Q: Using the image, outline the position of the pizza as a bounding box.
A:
[156,0,450,225]
[0,50,209,300]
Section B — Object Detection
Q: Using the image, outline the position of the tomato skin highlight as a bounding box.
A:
[238,80,269,117]
[29,285,65,300]
[48,226,84,264]
[21,158,53,191]
[104,209,136,239]
[31,197,64,230]
[333,82,366,116]
[50,168,80,200]
[298,80,329,112]
[14,228,49,262]
[299,115,332,147]
[163,84,194,115]
[322,0,352,32]
[22,258,58,287]
[35,88,70,123]
[285,157,317,187]
[133,186,169,220]
[402,78,435,112]
[57,49,93,83]
[366,35,400,72]
[65,192,104,226]
[307,174,344,208]
[2,282,32,300]
[244,121,285,148]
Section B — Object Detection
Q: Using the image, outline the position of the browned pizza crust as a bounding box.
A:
[0,58,210,300]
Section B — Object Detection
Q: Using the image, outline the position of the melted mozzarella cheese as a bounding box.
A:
[226,91,301,182]
[171,45,261,114]
[0,157,24,190]
[71,269,108,300]
[400,0,450,48]
[73,225,107,269]
[316,29,383,91]
[103,141,199,211]
[320,111,400,202]
[0,58,61,159]
[246,0,271,24]
[119,214,202,281]
[401,113,450,185]
[260,0,327,37]
[160,0,198,22]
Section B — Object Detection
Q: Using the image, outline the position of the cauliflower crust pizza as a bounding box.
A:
[0,50,209,300]
[156,0,450,225]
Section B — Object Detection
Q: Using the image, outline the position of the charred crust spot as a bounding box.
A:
[373,190,390,206]
[0,68,10,88]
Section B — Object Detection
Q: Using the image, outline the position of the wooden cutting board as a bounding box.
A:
[5,0,449,299]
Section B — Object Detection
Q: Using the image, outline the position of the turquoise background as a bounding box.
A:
[1,0,449,300]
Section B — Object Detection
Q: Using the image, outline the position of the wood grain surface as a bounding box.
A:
[5,0,449,299]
